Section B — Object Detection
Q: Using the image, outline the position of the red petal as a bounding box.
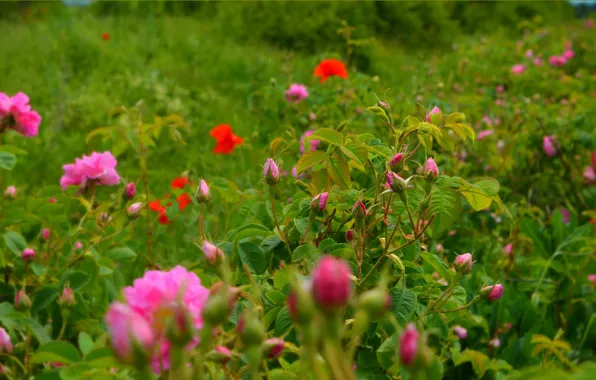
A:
[210,124,233,140]
[171,177,189,189]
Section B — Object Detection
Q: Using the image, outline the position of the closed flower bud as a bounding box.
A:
[196,179,210,203]
[203,281,240,325]
[58,287,76,307]
[387,171,407,193]
[311,192,328,211]
[359,288,391,319]
[0,328,12,353]
[237,311,265,346]
[425,106,442,124]
[436,243,444,253]
[352,200,367,219]
[166,303,195,346]
[15,290,32,310]
[504,244,513,256]
[22,248,35,262]
[311,256,352,312]
[208,346,233,364]
[42,228,51,241]
[201,240,224,265]
[453,253,473,275]
[261,338,285,359]
[263,158,280,186]
[4,186,17,199]
[105,303,155,367]
[399,323,419,367]
[453,326,467,340]
[74,241,83,251]
[587,274,596,286]
[127,202,142,219]
[543,136,557,157]
[287,281,315,325]
[346,229,354,242]
[424,158,439,178]
[481,284,504,301]
[389,153,404,170]
[125,182,136,199]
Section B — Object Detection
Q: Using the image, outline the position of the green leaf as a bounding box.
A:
[444,112,465,125]
[32,287,59,312]
[83,347,118,367]
[265,290,286,305]
[310,128,343,146]
[237,241,266,275]
[444,122,475,141]
[0,145,28,155]
[292,244,319,262]
[260,235,282,252]
[22,318,52,344]
[376,334,398,370]
[296,150,328,174]
[62,271,91,291]
[420,252,450,281]
[340,140,368,164]
[428,187,461,234]
[327,154,351,189]
[59,363,94,380]
[3,231,27,256]
[451,349,490,377]
[274,306,292,335]
[425,355,444,378]
[389,288,417,325]
[263,307,281,329]
[78,332,94,356]
[104,246,137,261]
[474,177,499,196]
[458,179,493,211]
[31,341,81,364]
[0,151,17,170]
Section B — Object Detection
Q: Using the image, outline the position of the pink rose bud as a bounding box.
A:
[58,287,76,307]
[583,166,595,184]
[48,197,57,203]
[424,157,439,177]
[390,153,404,170]
[482,284,504,301]
[511,64,525,75]
[387,171,407,193]
[105,302,155,365]
[525,49,533,58]
[22,248,35,262]
[196,179,210,203]
[125,182,136,199]
[436,243,444,253]
[166,303,195,345]
[453,326,467,340]
[211,346,233,364]
[496,85,504,93]
[311,256,352,311]
[262,338,285,359]
[504,243,513,256]
[399,323,419,366]
[0,328,12,353]
[588,274,596,285]
[346,229,354,242]
[42,228,51,241]
[15,290,32,310]
[201,240,224,265]
[127,202,142,219]
[74,241,83,250]
[543,136,557,157]
[425,106,442,124]
[4,186,16,199]
[263,158,280,186]
[454,253,473,275]
[353,200,367,217]
[490,337,500,348]
[311,192,328,211]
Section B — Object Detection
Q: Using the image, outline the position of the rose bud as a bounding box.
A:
[453,253,473,275]
[127,202,142,219]
[311,256,352,312]
[105,302,155,366]
[311,192,328,211]
[201,240,224,265]
[262,338,285,359]
[42,228,51,241]
[196,179,211,203]
[208,346,233,364]
[481,284,504,301]
[387,171,407,193]
[424,157,439,178]
[166,303,195,346]
[0,328,12,353]
[453,326,467,340]
[22,248,36,262]
[58,287,76,307]
[389,153,404,171]
[15,290,32,310]
[399,323,419,367]
[346,229,354,242]
[425,106,442,124]
[263,158,280,186]
[3,186,17,199]
[125,182,136,199]
[237,311,265,346]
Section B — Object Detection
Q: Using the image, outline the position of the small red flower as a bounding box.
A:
[102,32,110,41]
[176,193,192,210]
[210,124,243,154]
[171,177,189,190]
[149,199,170,225]
[314,59,348,83]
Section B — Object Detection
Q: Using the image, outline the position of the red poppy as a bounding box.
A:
[210,124,243,154]
[102,33,110,41]
[177,193,192,210]
[149,199,171,225]
[314,59,348,83]
[171,177,189,189]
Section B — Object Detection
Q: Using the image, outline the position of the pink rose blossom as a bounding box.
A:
[127,202,142,218]
[549,55,567,67]
[105,302,155,364]
[60,151,121,190]
[563,50,574,60]
[436,244,444,253]
[477,130,494,141]
[511,64,526,75]
[284,84,309,104]
[0,92,42,138]
[196,179,210,203]
[496,85,504,93]
[22,248,35,262]
[483,284,504,301]
[300,130,320,154]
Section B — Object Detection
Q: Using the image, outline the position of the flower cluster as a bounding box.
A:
[0,92,42,137]
[60,151,121,190]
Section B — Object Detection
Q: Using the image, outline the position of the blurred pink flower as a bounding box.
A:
[563,50,574,60]
[559,207,570,224]
[284,84,309,104]
[549,55,567,67]
[583,166,595,184]
[496,85,504,93]
[477,130,494,141]
[0,327,12,353]
[399,324,419,366]
[0,92,42,138]
[311,256,352,311]
[511,64,526,75]
[504,243,513,256]
[60,151,121,190]
[454,326,467,339]
[300,130,320,154]
[105,302,155,364]
[525,49,533,58]
[542,136,557,157]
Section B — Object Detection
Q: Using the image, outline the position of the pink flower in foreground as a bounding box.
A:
[59,287,76,306]
[453,326,467,340]
[106,302,155,364]
[477,130,494,141]
[284,84,309,103]
[300,130,320,154]
[583,166,595,184]
[311,256,352,311]
[0,327,12,353]
[0,92,42,138]
[121,266,209,373]
[60,151,121,190]
[542,136,557,157]
[511,64,526,75]
[399,323,419,366]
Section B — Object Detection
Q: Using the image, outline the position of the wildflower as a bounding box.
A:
[533,57,543,65]
[489,337,500,348]
[0,92,42,138]
[542,136,557,157]
[210,124,243,154]
[263,158,280,186]
[588,274,596,285]
[149,199,171,225]
[496,85,504,93]
[563,50,574,60]
[313,59,348,83]
[525,49,533,58]
[311,256,352,311]
[22,248,36,262]
[60,151,120,190]
[300,130,320,154]
[399,324,419,366]
[284,84,309,103]
[454,253,473,275]
[74,241,83,250]
[511,64,526,75]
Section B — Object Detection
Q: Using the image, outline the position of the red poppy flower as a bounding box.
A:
[210,124,243,154]
[149,199,171,225]
[171,177,189,189]
[177,193,192,210]
[102,33,110,41]
[314,59,348,83]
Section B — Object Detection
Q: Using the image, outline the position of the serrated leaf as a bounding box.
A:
[264,307,281,329]
[452,349,489,377]
[21,317,52,344]
[261,235,282,252]
[428,187,461,234]
[32,287,59,312]
[265,290,286,305]
[389,288,417,325]
[309,128,343,146]
[292,244,319,262]
[341,140,368,164]
[327,154,351,188]
[237,241,266,275]
[3,231,27,256]
[421,252,450,281]
[444,122,475,141]
[296,150,329,174]
[275,306,292,335]
[376,334,398,370]
[31,342,81,364]
[445,112,466,125]
[458,179,493,211]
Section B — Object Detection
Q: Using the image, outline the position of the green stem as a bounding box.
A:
[270,190,291,256]
[57,318,68,340]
